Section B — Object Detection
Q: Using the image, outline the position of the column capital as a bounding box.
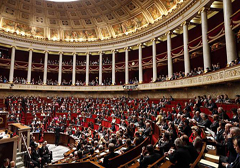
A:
[165,31,172,36]
[86,52,90,55]
[28,48,33,51]
[73,52,77,55]
[198,7,209,14]
[137,43,142,47]
[44,50,49,54]
[59,51,63,55]
[11,46,16,49]
[151,38,156,42]
[98,51,103,55]
[111,49,116,53]
[124,47,129,50]
[181,21,190,27]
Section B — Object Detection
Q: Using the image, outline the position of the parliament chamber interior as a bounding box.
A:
[0,0,240,167]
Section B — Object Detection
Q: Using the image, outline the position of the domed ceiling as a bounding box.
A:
[0,0,183,42]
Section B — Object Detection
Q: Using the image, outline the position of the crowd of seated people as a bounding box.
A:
[155,63,222,82]
[1,159,17,168]
[1,59,240,86]
[24,139,52,168]
[229,58,240,67]
[37,58,112,66]
[0,75,8,83]
[0,51,10,59]
[4,94,240,168]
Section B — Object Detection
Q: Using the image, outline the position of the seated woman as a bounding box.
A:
[189,126,203,153]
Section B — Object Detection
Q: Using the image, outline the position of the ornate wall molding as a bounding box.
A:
[1,65,239,92]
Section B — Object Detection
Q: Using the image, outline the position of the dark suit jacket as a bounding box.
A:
[227,138,238,163]
[182,125,192,137]
[227,154,240,168]
[123,145,134,153]
[54,127,61,137]
[210,121,219,132]
[140,152,161,168]
[185,143,199,163]
[102,152,119,168]
[168,147,192,168]
[158,141,172,155]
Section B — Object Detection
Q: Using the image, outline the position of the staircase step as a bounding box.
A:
[16,156,22,162]
[16,161,24,167]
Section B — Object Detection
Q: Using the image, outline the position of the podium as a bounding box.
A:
[0,112,18,166]
[9,123,31,152]
[0,111,8,129]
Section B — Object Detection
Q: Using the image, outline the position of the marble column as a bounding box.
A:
[152,39,157,82]
[99,51,103,85]
[201,8,211,71]
[138,44,143,83]
[9,46,16,83]
[183,22,191,75]
[43,51,48,85]
[58,52,63,85]
[167,32,173,78]
[223,0,237,63]
[125,47,129,84]
[86,53,90,86]
[72,53,76,85]
[27,49,33,84]
[112,50,116,85]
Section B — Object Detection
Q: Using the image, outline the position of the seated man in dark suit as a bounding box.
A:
[140,144,161,168]
[102,143,119,168]
[164,138,192,168]
[121,139,134,153]
[222,136,240,168]
[181,135,199,163]
[143,122,152,138]
[157,132,172,155]
[39,141,51,165]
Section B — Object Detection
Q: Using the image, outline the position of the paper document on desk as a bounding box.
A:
[205,154,219,160]
[200,159,218,168]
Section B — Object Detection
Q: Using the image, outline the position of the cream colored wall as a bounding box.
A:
[0,82,239,99]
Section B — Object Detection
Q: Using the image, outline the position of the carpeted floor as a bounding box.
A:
[47,144,70,162]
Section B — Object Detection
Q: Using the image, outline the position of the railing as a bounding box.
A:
[0,64,240,92]
[20,133,31,159]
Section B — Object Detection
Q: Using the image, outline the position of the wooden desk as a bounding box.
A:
[0,130,18,166]
[33,132,77,146]
[9,123,31,152]
[160,160,173,168]
[0,112,8,129]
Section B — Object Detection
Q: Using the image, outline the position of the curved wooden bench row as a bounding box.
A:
[190,142,207,168]
[46,161,104,168]
[108,137,150,168]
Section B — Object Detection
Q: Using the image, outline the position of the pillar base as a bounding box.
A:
[72,84,75,86]
[27,82,31,84]
[58,83,61,86]
[8,81,13,84]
